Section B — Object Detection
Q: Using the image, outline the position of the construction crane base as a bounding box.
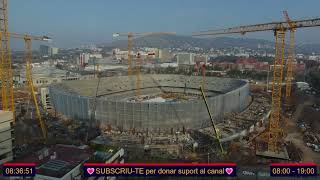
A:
[255,147,290,160]
[255,129,289,159]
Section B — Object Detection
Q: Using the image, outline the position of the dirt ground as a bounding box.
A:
[300,106,320,134]
[285,94,320,163]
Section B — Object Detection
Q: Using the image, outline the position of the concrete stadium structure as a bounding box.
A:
[49,75,250,132]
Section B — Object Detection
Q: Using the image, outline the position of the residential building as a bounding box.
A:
[210,61,237,70]
[89,136,125,180]
[235,53,250,58]
[113,49,130,61]
[145,48,158,58]
[40,45,50,57]
[50,47,59,56]
[308,53,320,61]
[296,54,305,59]
[90,53,103,59]
[40,45,59,57]
[18,145,94,180]
[0,111,14,164]
[158,49,171,62]
[236,58,269,71]
[18,65,79,87]
[194,54,208,64]
[177,53,195,65]
[78,53,90,67]
[90,136,125,164]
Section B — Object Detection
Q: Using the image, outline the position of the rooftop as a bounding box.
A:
[89,135,123,163]
[20,64,69,79]
[17,144,94,178]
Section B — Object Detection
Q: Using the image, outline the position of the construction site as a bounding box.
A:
[0,0,320,179]
[49,75,250,132]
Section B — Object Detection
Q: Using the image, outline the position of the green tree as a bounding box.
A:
[295,73,305,82]
[227,69,242,78]
[213,66,223,71]
[308,68,320,90]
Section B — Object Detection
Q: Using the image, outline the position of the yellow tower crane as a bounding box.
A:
[283,10,296,103]
[0,0,50,139]
[193,16,320,158]
[7,32,51,139]
[112,32,175,99]
[267,28,286,154]
[136,52,142,99]
[93,58,100,78]
[283,10,296,136]
[200,86,225,155]
[201,64,206,90]
[0,0,14,118]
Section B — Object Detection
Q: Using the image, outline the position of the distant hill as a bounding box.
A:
[101,34,320,54]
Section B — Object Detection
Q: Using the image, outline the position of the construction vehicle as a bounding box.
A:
[112,32,175,99]
[193,15,320,158]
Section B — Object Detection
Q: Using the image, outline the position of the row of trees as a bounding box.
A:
[226,69,268,80]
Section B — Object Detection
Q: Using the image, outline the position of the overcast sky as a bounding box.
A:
[8,0,320,49]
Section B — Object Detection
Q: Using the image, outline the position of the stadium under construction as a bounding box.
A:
[49,75,252,133]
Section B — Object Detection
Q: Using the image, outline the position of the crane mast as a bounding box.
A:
[128,33,133,76]
[24,35,47,139]
[0,0,14,121]
[201,64,206,90]
[0,0,50,121]
[200,86,224,155]
[2,32,51,139]
[267,29,286,152]
[285,31,295,99]
[283,10,296,102]
[283,11,296,136]
[136,52,142,99]
[0,0,49,139]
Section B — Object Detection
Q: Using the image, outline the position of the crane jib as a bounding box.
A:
[192,18,320,36]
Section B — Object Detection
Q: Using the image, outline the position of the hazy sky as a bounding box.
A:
[8,0,320,49]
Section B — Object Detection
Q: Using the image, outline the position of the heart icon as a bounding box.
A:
[87,168,95,175]
[225,168,233,175]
